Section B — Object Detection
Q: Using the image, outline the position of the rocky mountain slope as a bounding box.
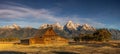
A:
[109,29,120,40]
[0,24,37,38]
[2,24,21,30]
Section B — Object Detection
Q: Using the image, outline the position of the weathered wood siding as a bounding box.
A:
[21,27,68,45]
[29,37,44,44]
[20,39,29,45]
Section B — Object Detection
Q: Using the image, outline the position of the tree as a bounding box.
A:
[93,28,111,41]
[81,34,94,41]
[79,33,84,41]
[73,36,80,43]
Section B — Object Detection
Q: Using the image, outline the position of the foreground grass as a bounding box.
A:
[0,41,120,54]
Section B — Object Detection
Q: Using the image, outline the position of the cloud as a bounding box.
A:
[0,6,50,18]
[0,4,63,22]
[0,3,106,28]
[106,24,120,29]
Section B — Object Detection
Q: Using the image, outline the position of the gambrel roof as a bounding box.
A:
[33,27,54,37]
[21,27,68,40]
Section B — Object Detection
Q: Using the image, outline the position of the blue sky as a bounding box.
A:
[0,0,120,29]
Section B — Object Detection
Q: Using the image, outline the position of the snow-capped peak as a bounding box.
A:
[40,22,63,30]
[54,22,61,27]
[39,21,96,31]
[52,22,63,30]
[40,24,51,29]
[83,24,90,27]
[64,20,77,30]
[13,24,20,29]
[81,24,95,31]
[68,20,73,23]
[75,23,81,28]
[2,24,20,30]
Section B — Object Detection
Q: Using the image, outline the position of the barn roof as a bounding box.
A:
[33,27,52,37]
[21,27,68,40]
[34,27,68,39]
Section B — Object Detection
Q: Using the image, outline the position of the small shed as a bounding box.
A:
[20,27,68,45]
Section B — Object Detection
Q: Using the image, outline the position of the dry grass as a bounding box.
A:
[0,44,13,50]
[0,41,120,54]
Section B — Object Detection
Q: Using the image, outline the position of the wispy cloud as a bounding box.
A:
[0,2,106,28]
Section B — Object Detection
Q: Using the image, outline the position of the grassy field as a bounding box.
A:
[0,41,120,54]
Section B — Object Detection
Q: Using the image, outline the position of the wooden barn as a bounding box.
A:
[20,27,68,45]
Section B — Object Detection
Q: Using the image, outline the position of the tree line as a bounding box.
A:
[73,28,111,42]
[0,28,111,42]
[0,37,19,42]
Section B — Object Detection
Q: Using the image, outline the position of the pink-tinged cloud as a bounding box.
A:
[0,4,106,28]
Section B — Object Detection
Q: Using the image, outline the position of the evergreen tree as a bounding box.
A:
[73,36,80,43]
[81,34,94,41]
[93,28,111,41]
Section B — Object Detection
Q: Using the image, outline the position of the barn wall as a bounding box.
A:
[29,35,68,45]
[20,39,29,45]
[43,35,68,45]
[24,28,68,45]
[29,37,45,44]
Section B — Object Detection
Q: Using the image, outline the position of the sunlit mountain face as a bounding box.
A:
[0,0,120,30]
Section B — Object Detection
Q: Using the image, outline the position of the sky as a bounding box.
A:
[0,0,120,29]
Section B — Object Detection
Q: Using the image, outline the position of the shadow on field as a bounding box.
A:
[0,51,26,54]
[52,51,79,54]
[69,42,120,48]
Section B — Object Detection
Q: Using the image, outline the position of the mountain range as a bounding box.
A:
[40,20,95,32]
[0,21,120,40]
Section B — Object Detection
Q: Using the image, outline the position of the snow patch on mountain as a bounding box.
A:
[40,22,63,30]
[40,24,51,29]
[64,20,77,30]
[52,22,63,30]
[80,24,95,31]
[1,24,21,30]
[40,20,96,32]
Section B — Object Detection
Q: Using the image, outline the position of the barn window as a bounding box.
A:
[51,38,55,40]
[40,37,42,38]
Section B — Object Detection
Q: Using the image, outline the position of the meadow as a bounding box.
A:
[0,41,120,54]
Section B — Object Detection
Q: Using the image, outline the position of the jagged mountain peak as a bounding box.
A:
[53,22,63,30]
[54,22,61,27]
[2,24,21,30]
[13,23,18,26]
[40,24,51,29]
[83,24,90,27]
[40,23,63,30]
[81,24,95,31]
[41,24,50,26]
[75,23,81,27]
[12,24,20,29]
[68,20,73,23]
[65,20,77,30]
[67,20,74,25]
[39,21,96,33]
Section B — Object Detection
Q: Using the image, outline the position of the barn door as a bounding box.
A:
[51,37,57,45]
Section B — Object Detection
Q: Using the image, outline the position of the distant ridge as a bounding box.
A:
[0,21,120,40]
